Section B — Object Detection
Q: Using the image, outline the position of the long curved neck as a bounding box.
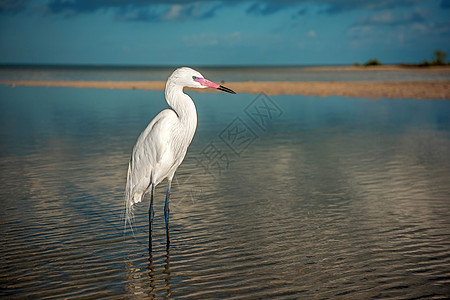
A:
[165,81,197,130]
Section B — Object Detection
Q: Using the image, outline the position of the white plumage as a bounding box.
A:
[124,67,235,241]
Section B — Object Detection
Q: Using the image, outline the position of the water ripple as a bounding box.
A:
[1,89,450,298]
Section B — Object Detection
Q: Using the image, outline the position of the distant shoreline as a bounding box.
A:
[1,63,450,71]
[1,80,449,100]
[303,65,450,72]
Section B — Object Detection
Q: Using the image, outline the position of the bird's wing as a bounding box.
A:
[124,108,180,229]
[130,109,179,187]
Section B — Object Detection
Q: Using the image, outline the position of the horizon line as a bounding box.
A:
[0,62,425,69]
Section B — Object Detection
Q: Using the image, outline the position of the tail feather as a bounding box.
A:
[124,159,149,233]
[124,162,136,232]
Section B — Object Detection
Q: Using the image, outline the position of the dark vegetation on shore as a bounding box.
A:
[354,50,449,67]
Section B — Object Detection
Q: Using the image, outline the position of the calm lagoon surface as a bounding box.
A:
[2,65,450,82]
[1,85,450,299]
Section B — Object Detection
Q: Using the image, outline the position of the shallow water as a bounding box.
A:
[1,86,450,299]
[1,65,450,82]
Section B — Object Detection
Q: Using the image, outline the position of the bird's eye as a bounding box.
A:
[192,76,197,80]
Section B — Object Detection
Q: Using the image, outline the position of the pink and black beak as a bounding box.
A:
[193,76,236,94]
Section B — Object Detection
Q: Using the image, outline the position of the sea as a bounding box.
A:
[1,65,449,299]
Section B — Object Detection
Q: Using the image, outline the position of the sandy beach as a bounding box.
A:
[1,79,448,100]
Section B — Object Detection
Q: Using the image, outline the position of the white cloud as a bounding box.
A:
[164,4,183,20]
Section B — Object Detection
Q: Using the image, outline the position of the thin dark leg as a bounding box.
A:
[149,183,155,250]
[164,180,172,248]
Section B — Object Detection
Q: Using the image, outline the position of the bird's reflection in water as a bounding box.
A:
[163,248,172,297]
[147,251,156,297]
[146,232,171,298]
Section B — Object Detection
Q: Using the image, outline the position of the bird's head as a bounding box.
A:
[170,67,236,94]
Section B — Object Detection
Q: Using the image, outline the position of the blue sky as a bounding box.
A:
[0,0,449,66]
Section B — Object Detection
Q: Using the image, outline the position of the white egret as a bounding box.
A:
[124,67,235,246]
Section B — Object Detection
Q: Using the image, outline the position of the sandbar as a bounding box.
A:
[1,80,449,100]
